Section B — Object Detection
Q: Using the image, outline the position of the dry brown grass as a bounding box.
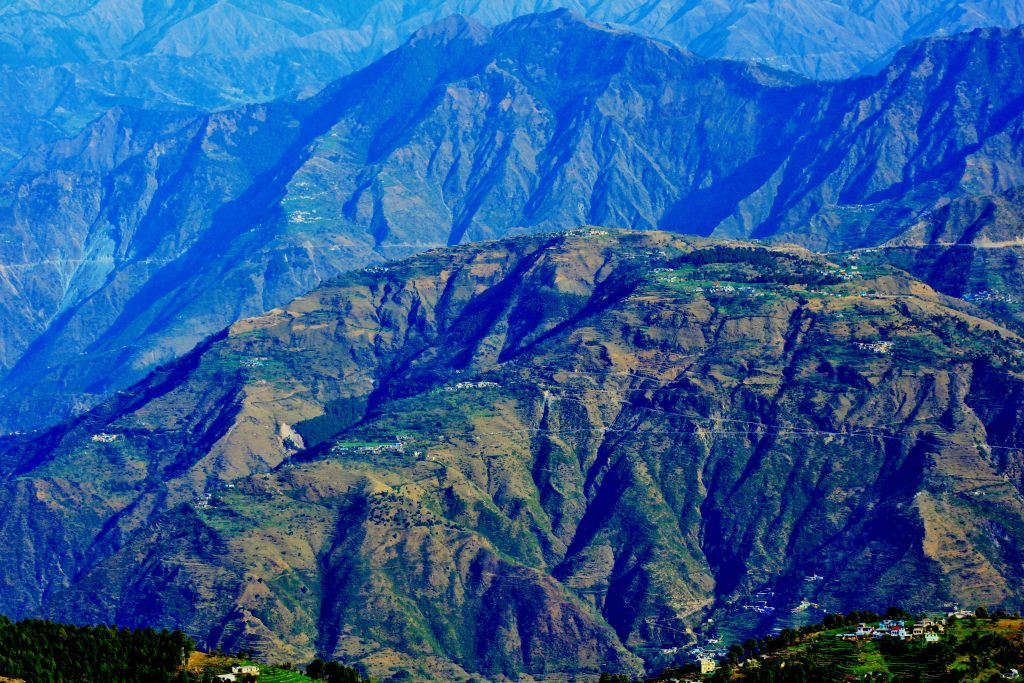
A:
[188,651,241,674]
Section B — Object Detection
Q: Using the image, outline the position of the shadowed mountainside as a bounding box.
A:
[2,12,1023,432]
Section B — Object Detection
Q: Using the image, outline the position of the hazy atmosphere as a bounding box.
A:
[1,2,1023,682]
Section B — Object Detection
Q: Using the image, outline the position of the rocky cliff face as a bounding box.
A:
[2,230,1022,680]
[2,12,1023,433]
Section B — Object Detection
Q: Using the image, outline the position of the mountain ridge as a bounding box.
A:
[1,0,1022,171]
[2,13,1022,433]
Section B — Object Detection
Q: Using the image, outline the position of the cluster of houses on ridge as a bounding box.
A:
[854,340,894,354]
[90,432,122,443]
[964,289,1018,304]
[564,228,609,237]
[330,439,406,456]
[445,380,500,391]
[836,618,943,642]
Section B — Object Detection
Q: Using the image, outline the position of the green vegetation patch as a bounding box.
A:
[260,668,317,683]
[294,396,369,448]
[666,246,845,287]
[0,616,194,683]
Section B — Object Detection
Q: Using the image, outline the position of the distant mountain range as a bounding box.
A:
[1,0,1021,169]
[1,10,1022,433]
[3,230,1022,681]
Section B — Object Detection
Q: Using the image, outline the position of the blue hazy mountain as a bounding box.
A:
[1,0,1021,169]
[0,11,1022,433]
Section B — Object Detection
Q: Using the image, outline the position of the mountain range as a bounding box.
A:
[3,4,1024,682]
[1,10,1023,433]
[1,0,1022,170]
[2,229,1022,681]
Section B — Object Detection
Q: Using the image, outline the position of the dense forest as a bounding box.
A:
[0,617,373,683]
[0,616,193,682]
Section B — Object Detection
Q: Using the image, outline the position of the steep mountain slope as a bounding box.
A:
[2,230,1023,681]
[1,0,1021,169]
[848,189,1024,333]
[2,12,1023,432]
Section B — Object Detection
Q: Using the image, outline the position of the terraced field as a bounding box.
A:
[259,668,316,683]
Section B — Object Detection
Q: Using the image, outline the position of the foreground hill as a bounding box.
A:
[2,230,1023,681]
[2,11,1024,432]
[2,0,1019,170]
[650,612,1024,682]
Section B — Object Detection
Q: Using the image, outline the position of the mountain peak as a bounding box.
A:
[406,13,490,46]
[859,22,1024,95]
[498,7,615,37]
